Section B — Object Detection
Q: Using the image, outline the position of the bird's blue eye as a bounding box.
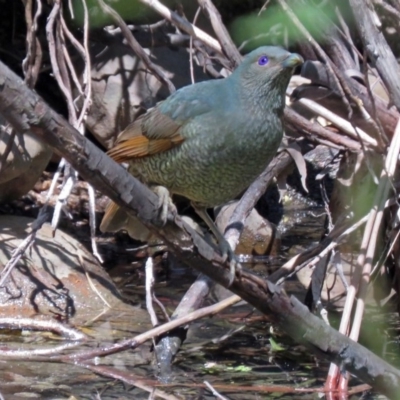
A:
[258,55,269,66]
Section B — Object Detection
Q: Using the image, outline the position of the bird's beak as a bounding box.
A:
[282,53,304,69]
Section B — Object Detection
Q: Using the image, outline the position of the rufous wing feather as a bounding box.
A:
[141,107,183,139]
[107,135,184,163]
[107,105,185,163]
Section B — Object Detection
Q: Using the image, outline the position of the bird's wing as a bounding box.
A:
[107,82,217,163]
[106,107,183,163]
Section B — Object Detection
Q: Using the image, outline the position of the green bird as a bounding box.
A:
[100,46,303,279]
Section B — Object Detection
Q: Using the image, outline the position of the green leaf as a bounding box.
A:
[269,337,285,351]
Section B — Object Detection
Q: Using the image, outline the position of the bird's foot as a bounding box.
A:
[152,185,177,226]
[219,237,242,287]
[192,204,242,286]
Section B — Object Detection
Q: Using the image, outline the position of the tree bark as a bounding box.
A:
[349,0,400,112]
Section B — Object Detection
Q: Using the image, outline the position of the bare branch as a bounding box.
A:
[350,0,400,111]
[138,0,222,54]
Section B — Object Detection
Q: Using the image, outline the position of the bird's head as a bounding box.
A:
[235,46,303,99]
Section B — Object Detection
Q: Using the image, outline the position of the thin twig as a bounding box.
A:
[77,0,92,126]
[285,108,361,151]
[78,251,109,306]
[145,257,158,327]
[189,7,201,85]
[22,0,43,87]
[0,342,82,359]
[96,0,175,94]
[276,0,350,113]
[204,381,231,400]
[138,0,222,54]
[0,208,49,286]
[296,98,379,149]
[87,183,103,263]
[46,1,77,122]
[0,317,87,341]
[60,294,241,361]
[197,0,242,67]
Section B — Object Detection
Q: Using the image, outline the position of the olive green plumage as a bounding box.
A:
[101,46,303,239]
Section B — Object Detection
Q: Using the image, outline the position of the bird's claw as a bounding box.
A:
[191,204,242,285]
[228,256,241,287]
[220,239,242,287]
[152,186,176,226]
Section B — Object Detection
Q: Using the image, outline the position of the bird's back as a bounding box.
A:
[128,76,284,207]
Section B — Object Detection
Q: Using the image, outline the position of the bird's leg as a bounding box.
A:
[151,185,177,225]
[192,203,241,285]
